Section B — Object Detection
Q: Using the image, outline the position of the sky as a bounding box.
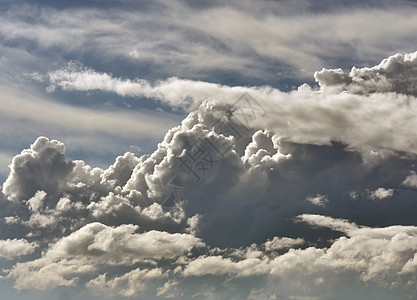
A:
[1,0,417,299]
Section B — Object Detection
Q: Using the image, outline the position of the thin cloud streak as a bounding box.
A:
[0,85,180,139]
[2,1,417,82]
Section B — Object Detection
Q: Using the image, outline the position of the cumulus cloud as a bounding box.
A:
[182,217,417,298]
[26,190,47,212]
[3,50,417,299]
[315,52,417,95]
[87,268,166,297]
[8,257,96,291]
[402,171,417,188]
[306,194,328,207]
[7,222,203,291]
[263,237,305,251]
[0,238,38,259]
[44,52,417,161]
[48,222,203,261]
[2,137,75,202]
[369,187,395,200]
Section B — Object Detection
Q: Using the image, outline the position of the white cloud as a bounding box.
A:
[25,213,57,228]
[0,85,179,139]
[349,190,359,200]
[3,41,417,299]
[156,280,183,298]
[43,52,417,161]
[87,268,166,297]
[182,217,417,298]
[8,257,96,291]
[183,255,270,277]
[0,238,38,259]
[2,137,74,202]
[48,222,204,261]
[4,1,417,81]
[315,52,417,95]
[296,214,361,234]
[369,187,394,200]
[26,191,47,212]
[6,222,203,291]
[306,194,328,207]
[100,152,140,189]
[46,61,246,111]
[264,237,305,251]
[402,171,417,188]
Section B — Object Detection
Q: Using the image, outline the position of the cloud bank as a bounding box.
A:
[2,51,417,299]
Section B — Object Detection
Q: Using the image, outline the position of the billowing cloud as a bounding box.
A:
[87,267,167,297]
[2,50,417,300]
[402,171,417,188]
[48,222,203,261]
[0,238,38,259]
[44,52,417,161]
[2,137,75,202]
[7,222,202,291]
[369,187,395,200]
[306,194,328,207]
[315,52,417,95]
[181,216,417,299]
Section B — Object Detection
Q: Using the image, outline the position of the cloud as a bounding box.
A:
[315,52,417,95]
[87,267,166,297]
[26,190,47,212]
[306,194,329,207]
[183,255,270,277]
[7,222,203,291]
[46,61,250,111]
[181,217,417,298]
[0,238,38,259]
[3,50,417,299]
[369,187,394,200]
[0,85,179,139]
[263,236,305,251]
[2,137,75,202]
[48,222,203,261]
[2,0,417,298]
[296,214,361,234]
[4,0,417,89]
[44,52,417,161]
[402,171,417,188]
[266,223,417,297]
[8,257,96,291]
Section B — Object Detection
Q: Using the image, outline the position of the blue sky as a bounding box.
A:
[1,1,417,300]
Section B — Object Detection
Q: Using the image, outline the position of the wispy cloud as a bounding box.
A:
[0,85,180,138]
[2,1,417,83]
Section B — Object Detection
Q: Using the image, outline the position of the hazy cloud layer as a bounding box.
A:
[2,0,417,84]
